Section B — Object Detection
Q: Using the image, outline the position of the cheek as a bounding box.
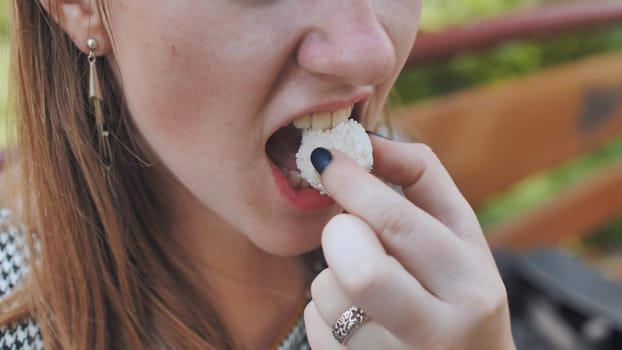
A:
[370,0,421,63]
[107,7,271,162]
[364,0,421,128]
[387,1,421,59]
[104,2,295,229]
[118,43,233,150]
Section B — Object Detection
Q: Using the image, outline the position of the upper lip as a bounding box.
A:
[275,92,372,133]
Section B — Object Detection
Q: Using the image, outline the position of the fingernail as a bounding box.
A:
[365,130,391,140]
[310,147,332,174]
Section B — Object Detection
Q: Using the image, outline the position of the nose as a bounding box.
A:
[297,1,397,87]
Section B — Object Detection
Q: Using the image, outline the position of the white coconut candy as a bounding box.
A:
[295,119,373,194]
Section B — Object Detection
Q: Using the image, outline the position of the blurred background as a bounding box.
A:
[407,0,622,281]
[1,0,621,348]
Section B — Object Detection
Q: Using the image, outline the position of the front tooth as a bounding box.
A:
[293,106,354,130]
[293,115,311,129]
[331,106,352,127]
[311,112,332,130]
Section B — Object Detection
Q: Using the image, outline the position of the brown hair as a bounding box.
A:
[1,1,236,348]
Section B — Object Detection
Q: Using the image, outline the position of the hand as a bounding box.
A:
[304,136,516,350]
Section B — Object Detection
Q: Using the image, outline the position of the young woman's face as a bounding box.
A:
[105,0,422,256]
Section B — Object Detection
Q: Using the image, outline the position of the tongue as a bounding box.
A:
[266,124,302,171]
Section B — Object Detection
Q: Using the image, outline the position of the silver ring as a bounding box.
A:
[332,306,370,345]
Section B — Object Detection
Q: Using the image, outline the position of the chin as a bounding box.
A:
[246,208,340,257]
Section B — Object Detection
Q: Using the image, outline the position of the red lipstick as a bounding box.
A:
[269,162,335,211]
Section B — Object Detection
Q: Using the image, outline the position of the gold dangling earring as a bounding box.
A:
[87,38,113,176]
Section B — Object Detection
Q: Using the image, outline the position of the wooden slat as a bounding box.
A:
[487,161,622,252]
[394,51,622,209]
[409,1,622,65]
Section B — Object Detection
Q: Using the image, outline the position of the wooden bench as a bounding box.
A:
[398,1,622,252]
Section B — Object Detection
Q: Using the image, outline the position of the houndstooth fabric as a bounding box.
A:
[275,314,310,350]
[0,208,43,350]
[0,208,310,349]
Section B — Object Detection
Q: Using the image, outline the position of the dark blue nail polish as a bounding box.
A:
[311,147,332,174]
[365,130,391,140]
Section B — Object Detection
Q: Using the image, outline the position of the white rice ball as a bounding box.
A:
[295,119,373,194]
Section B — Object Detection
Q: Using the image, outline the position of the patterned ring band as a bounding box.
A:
[331,306,370,345]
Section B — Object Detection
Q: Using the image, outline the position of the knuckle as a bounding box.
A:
[303,301,316,324]
[377,204,414,244]
[340,258,387,300]
[327,213,353,227]
[415,143,439,165]
[460,279,509,322]
[310,268,331,299]
[323,214,354,237]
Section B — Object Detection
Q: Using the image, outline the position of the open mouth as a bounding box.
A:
[265,103,361,190]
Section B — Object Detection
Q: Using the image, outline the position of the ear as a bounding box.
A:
[38,0,111,55]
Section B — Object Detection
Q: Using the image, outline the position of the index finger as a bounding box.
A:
[369,136,484,244]
[311,147,474,293]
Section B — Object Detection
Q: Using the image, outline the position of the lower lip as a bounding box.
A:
[269,161,335,211]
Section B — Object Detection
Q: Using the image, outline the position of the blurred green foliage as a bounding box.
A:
[407,0,622,102]
[421,0,549,30]
[396,27,622,102]
[477,139,622,229]
[0,1,8,36]
[584,216,622,251]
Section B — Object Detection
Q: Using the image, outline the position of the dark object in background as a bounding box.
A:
[496,250,622,350]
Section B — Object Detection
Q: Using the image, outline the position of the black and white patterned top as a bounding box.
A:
[0,208,43,350]
[0,209,310,349]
